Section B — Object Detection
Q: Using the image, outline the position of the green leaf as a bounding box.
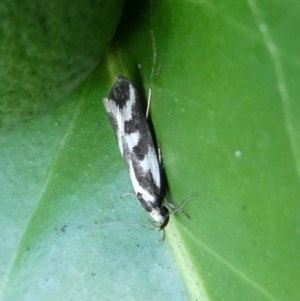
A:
[1,0,299,300]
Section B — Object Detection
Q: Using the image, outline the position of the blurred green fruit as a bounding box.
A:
[0,0,124,132]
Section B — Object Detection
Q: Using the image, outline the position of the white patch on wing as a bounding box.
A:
[120,85,135,122]
[125,131,140,151]
[105,85,137,158]
[139,148,161,188]
[150,208,164,222]
[128,160,156,205]
[103,98,124,156]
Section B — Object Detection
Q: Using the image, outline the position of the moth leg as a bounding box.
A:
[146,88,152,118]
[120,192,136,199]
[147,218,166,242]
[159,230,165,243]
[157,142,162,166]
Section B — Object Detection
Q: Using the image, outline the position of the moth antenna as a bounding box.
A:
[146,88,152,118]
[164,194,199,218]
[139,221,157,231]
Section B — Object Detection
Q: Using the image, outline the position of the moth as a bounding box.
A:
[103,75,191,230]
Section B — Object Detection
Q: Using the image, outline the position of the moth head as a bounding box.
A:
[149,205,168,221]
[150,205,170,231]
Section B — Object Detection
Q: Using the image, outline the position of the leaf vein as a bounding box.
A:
[247,0,300,184]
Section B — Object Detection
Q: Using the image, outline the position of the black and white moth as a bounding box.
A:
[103,75,170,230]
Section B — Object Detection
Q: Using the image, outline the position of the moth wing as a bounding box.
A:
[103,98,125,156]
[104,76,161,204]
